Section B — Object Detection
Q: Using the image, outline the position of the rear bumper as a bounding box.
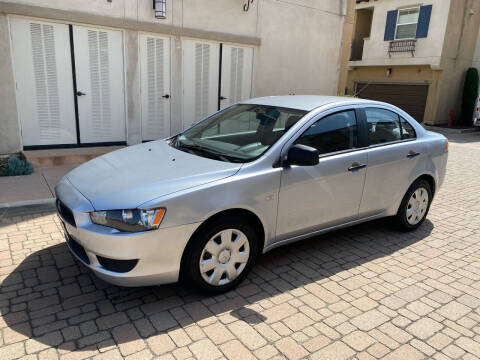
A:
[55,178,200,287]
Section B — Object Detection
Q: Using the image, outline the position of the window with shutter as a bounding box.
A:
[87,29,112,137]
[195,43,211,121]
[219,45,253,109]
[31,23,62,142]
[182,40,219,129]
[395,7,420,39]
[416,5,432,38]
[140,35,171,141]
[10,18,77,146]
[73,25,126,143]
[384,10,398,41]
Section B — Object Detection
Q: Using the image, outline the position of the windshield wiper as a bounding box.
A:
[175,142,243,163]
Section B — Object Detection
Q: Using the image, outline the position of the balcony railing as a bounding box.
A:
[388,39,416,57]
[350,40,364,61]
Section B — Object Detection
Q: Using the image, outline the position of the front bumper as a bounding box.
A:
[55,178,200,287]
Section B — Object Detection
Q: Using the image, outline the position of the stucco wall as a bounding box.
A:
[338,0,356,95]
[0,0,347,154]
[346,0,480,126]
[473,25,480,70]
[436,0,480,124]
[0,13,21,154]
[353,0,450,67]
[253,0,345,97]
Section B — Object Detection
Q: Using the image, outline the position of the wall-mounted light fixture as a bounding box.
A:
[153,0,166,19]
[386,68,392,77]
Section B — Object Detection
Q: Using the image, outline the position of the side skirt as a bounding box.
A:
[262,212,386,253]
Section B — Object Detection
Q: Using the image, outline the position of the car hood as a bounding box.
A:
[65,140,242,210]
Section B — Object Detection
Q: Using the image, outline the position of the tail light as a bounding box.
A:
[445,139,449,151]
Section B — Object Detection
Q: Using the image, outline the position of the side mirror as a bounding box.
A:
[286,144,319,166]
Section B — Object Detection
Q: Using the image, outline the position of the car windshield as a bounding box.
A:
[170,104,307,162]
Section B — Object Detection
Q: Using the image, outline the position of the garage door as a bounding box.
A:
[356,83,428,122]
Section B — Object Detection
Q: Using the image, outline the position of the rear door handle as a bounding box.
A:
[348,162,367,171]
[407,151,420,158]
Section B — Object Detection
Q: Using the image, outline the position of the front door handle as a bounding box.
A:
[76,91,86,96]
[348,162,367,171]
[407,151,420,158]
[219,96,227,100]
[162,94,170,99]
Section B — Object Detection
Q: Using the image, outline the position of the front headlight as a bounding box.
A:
[90,208,166,232]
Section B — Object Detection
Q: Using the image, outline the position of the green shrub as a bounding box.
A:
[461,67,479,126]
[0,157,34,176]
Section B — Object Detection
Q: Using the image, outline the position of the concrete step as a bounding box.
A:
[24,146,124,168]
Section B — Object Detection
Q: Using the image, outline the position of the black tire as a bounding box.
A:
[394,179,432,232]
[182,215,259,294]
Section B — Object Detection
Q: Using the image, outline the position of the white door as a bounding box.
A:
[220,45,253,109]
[10,18,77,146]
[72,25,126,143]
[182,39,219,129]
[140,34,171,141]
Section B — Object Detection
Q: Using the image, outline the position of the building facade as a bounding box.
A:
[0,0,350,154]
[346,0,480,125]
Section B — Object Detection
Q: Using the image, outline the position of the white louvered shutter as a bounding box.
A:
[10,18,77,146]
[182,40,219,129]
[72,26,126,143]
[140,34,171,141]
[220,45,253,109]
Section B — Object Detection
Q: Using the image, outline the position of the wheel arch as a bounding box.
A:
[394,172,436,216]
[413,173,436,197]
[179,208,266,281]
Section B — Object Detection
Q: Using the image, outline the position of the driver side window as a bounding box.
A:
[294,110,358,155]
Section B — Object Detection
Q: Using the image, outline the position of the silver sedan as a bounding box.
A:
[55,96,448,294]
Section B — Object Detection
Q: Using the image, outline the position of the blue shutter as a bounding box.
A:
[384,10,398,41]
[416,5,432,38]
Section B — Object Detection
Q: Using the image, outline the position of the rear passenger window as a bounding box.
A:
[294,110,357,155]
[400,117,416,139]
[365,108,401,145]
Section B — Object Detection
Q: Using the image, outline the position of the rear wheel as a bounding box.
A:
[394,179,432,231]
[183,216,258,294]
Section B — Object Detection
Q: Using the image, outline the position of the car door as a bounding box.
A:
[359,106,425,217]
[276,108,369,241]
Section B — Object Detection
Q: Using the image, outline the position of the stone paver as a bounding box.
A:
[1,134,480,359]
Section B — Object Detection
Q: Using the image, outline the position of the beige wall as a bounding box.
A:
[353,0,450,67]
[436,0,480,124]
[0,0,347,154]
[346,0,480,126]
[254,0,345,97]
[0,13,21,154]
[338,0,356,95]
[473,24,480,70]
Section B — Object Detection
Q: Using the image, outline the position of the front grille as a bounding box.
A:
[57,199,76,227]
[66,235,90,264]
[97,256,138,273]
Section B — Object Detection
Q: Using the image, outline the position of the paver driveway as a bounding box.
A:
[1,131,480,360]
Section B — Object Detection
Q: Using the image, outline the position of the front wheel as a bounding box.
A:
[183,216,258,294]
[394,179,432,231]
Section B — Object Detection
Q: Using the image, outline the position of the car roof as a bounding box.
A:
[241,95,374,111]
